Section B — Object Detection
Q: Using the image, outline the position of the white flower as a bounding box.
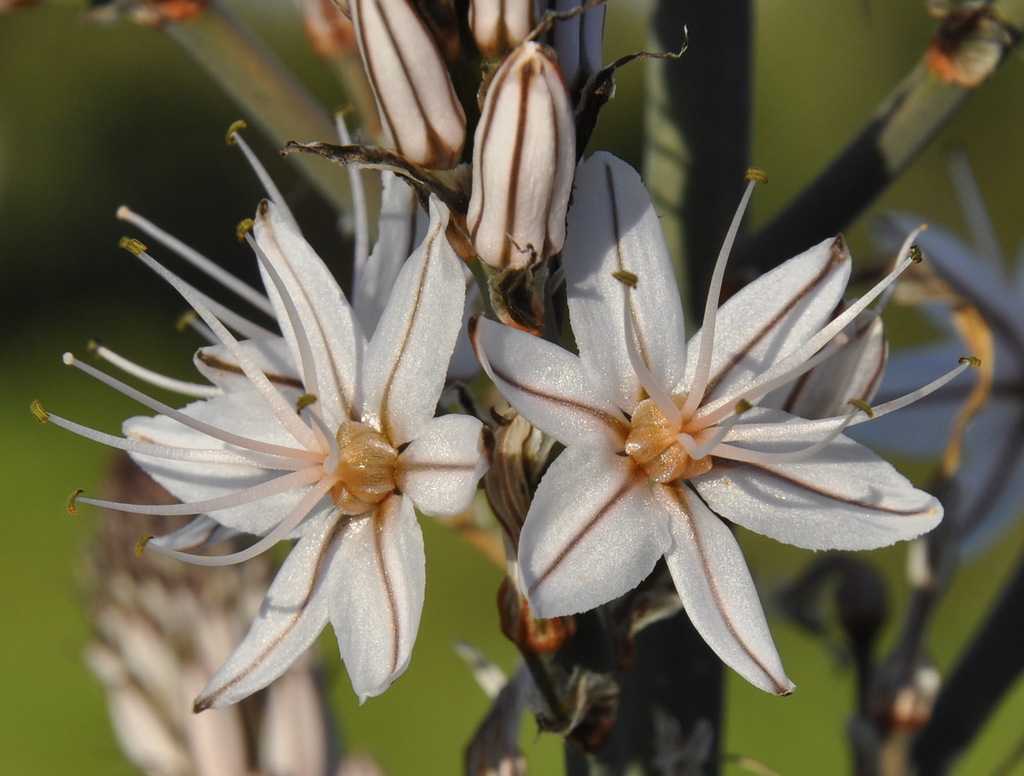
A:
[43,147,488,706]
[870,152,1024,555]
[472,153,963,694]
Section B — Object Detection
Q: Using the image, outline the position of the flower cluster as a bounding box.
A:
[39,0,970,724]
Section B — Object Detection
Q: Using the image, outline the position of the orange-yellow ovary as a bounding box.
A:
[624,398,712,483]
[330,421,399,514]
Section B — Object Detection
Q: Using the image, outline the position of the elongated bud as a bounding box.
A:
[468,41,576,270]
[469,0,534,59]
[539,0,607,96]
[351,0,466,168]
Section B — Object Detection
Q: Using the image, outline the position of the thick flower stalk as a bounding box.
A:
[473,153,969,694]
[39,142,487,706]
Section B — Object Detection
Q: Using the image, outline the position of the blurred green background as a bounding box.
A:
[2,1,1023,774]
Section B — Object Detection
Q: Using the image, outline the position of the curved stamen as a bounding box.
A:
[308,409,342,475]
[677,400,749,460]
[77,465,324,516]
[41,408,307,469]
[621,290,680,426]
[850,357,978,425]
[337,113,371,284]
[117,206,275,316]
[64,353,320,461]
[247,233,323,402]
[144,475,339,567]
[89,340,222,398]
[681,175,759,420]
[713,406,863,465]
[125,244,320,450]
[229,126,297,230]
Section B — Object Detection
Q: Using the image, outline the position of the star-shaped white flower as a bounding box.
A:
[49,172,487,706]
[869,152,1024,555]
[472,153,959,694]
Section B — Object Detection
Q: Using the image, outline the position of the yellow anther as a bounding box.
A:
[87,338,101,355]
[959,355,982,367]
[119,236,148,256]
[67,489,84,515]
[734,398,753,415]
[225,120,248,145]
[848,398,874,417]
[176,310,199,332]
[909,245,924,264]
[612,270,639,288]
[135,535,153,557]
[236,218,255,242]
[296,393,318,413]
[30,400,49,423]
[745,168,769,184]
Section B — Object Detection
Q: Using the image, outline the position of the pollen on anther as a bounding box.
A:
[135,535,154,557]
[236,218,255,242]
[296,393,318,413]
[734,398,753,415]
[118,236,148,256]
[910,245,924,263]
[225,120,248,145]
[848,398,874,418]
[959,355,982,367]
[67,489,84,515]
[612,270,639,288]
[745,168,769,184]
[30,400,49,423]
[176,310,199,332]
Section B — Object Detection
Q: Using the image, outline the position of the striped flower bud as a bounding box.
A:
[467,41,576,270]
[351,0,466,168]
[469,0,534,59]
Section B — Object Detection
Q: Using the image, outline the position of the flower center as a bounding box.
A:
[330,421,399,514]
[624,397,713,483]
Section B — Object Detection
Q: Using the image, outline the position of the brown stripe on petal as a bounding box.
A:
[194,513,353,711]
[703,236,849,401]
[717,460,940,517]
[665,484,792,695]
[373,497,402,680]
[528,467,642,596]
[197,350,304,390]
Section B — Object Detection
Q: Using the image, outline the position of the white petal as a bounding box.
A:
[363,198,464,445]
[518,441,671,617]
[254,200,366,425]
[565,153,687,411]
[148,514,241,553]
[193,338,302,395]
[679,236,851,403]
[125,395,308,535]
[328,495,425,702]
[695,433,942,551]
[194,510,344,709]
[354,172,428,335]
[471,315,626,447]
[398,414,488,516]
[659,484,794,695]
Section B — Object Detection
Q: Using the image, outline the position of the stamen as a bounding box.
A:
[851,357,978,425]
[68,489,84,515]
[229,125,298,229]
[144,475,338,566]
[40,409,308,469]
[88,339,222,398]
[621,288,680,426]
[336,113,370,282]
[118,205,274,316]
[307,410,342,475]
[123,245,320,450]
[681,175,761,420]
[677,399,750,460]
[76,465,324,516]
[63,353,320,461]
[714,405,864,465]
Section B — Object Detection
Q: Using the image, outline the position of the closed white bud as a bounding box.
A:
[351,0,466,168]
[468,41,576,269]
[469,0,535,59]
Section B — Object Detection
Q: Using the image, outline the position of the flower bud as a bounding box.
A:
[469,0,534,59]
[351,0,466,168]
[467,41,576,270]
